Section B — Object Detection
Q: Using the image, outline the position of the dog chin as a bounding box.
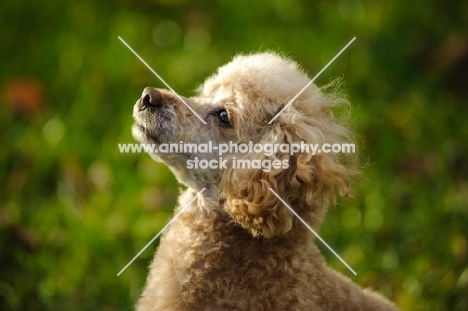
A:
[131,123,158,144]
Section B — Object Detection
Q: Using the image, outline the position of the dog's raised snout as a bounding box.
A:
[140,87,162,110]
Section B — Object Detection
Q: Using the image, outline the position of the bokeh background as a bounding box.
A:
[1,0,467,310]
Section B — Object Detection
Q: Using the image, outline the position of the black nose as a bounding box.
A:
[140,87,162,110]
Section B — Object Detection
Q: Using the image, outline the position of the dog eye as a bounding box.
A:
[217,109,231,127]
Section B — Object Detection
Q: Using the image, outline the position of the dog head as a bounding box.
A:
[132,52,358,236]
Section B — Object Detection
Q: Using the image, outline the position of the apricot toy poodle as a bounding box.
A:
[131,52,400,311]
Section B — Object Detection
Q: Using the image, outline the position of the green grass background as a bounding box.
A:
[1,0,467,310]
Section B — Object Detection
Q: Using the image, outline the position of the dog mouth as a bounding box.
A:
[132,122,160,144]
[132,122,146,134]
[132,98,177,145]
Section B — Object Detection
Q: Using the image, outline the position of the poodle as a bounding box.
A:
[131,52,400,310]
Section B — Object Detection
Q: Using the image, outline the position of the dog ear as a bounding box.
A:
[220,111,358,238]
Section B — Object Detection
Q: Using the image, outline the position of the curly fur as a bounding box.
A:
[131,52,400,310]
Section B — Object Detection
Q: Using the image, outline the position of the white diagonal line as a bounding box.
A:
[268,37,356,124]
[268,188,357,275]
[117,188,206,276]
[118,36,207,124]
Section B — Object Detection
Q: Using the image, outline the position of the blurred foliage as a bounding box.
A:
[1,0,467,310]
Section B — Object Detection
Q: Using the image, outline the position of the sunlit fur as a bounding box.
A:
[133,52,400,310]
